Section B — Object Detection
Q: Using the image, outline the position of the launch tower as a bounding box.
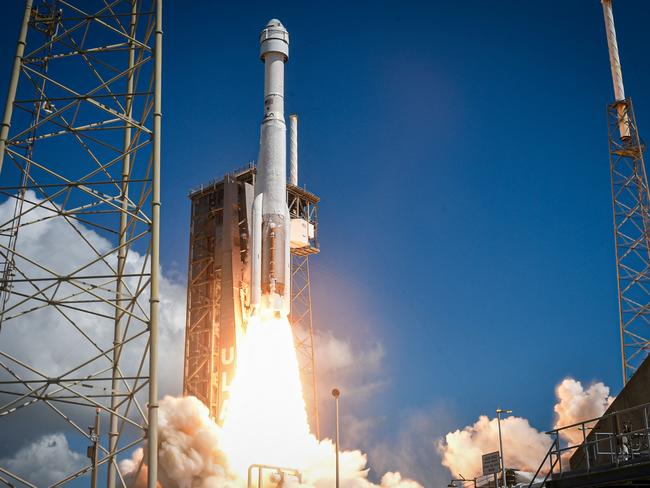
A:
[601,0,650,384]
[183,165,321,434]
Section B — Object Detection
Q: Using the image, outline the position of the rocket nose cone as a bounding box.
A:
[266,18,284,28]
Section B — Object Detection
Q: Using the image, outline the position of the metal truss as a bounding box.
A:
[608,98,650,384]
[290,253,320,439]
[0,1,161,487]
[184,181,229,421]
[287,184,320,438]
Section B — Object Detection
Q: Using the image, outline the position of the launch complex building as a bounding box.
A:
[183,164,321,432]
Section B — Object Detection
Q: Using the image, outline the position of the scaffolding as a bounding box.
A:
[184,168,254,422]
[0,1,161,486]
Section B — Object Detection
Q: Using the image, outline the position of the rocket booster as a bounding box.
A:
[251,19,291,317]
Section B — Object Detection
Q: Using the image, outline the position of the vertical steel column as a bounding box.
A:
[0,0,32,175]
[148,1,163,486]
[107,3,138,486]
[332,388,340,488]
[91,408,100,488]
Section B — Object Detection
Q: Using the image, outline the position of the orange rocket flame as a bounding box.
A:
[220,313,318,478]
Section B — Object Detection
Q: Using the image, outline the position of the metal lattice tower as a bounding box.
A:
[601,0,650,384]
[0,1,161,486]
[607,99,650,384]
[290,253,320,438]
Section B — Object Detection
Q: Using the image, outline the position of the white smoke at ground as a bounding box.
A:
[553,378,614,445]
[0,433,85,486]
[437,378,615,478]
[121,395,423,488]
[437,415,552,478]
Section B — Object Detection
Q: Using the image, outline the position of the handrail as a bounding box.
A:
[545,400,650,436]
[246,464,302,488]
[526,436,560,488]
[526,401,650,488]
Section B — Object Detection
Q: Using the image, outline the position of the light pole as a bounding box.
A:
[332,388,341,488]
[496,408,512,488]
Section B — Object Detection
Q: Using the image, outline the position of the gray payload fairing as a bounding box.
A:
[251,19,291,317]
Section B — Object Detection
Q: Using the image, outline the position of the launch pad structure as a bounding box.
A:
[183,164,322,436]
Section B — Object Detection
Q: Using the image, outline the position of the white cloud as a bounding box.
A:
[0,191,185,395]
[0,433,85,486]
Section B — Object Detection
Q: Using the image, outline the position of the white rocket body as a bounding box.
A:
[251,19,291,317]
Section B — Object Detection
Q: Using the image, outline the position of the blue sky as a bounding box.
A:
[2,0,650,483]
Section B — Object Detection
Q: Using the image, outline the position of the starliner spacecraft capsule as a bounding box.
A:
[251,19,291,317]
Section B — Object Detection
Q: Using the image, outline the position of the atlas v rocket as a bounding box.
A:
[251,19,291,317]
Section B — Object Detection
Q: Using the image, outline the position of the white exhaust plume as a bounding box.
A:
[553,378,614,444]
[437,378,614,478]
[121,395,423,488]
[437,415,551,477]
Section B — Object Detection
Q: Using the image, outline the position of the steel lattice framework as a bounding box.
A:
[288,185,320,439]
[290,253,320,438]
[0,1,161,487]
[608,98,650,384]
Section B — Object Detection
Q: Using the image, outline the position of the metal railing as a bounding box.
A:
[247,464,302,488]
[526,401,650,488]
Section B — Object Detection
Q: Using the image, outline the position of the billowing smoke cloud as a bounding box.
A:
[121,395,423,488]
[0,433,85,486]
[437,415,551,477]
[553,378,614,444]
[437,378,615,478]
[121,396,236,487]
